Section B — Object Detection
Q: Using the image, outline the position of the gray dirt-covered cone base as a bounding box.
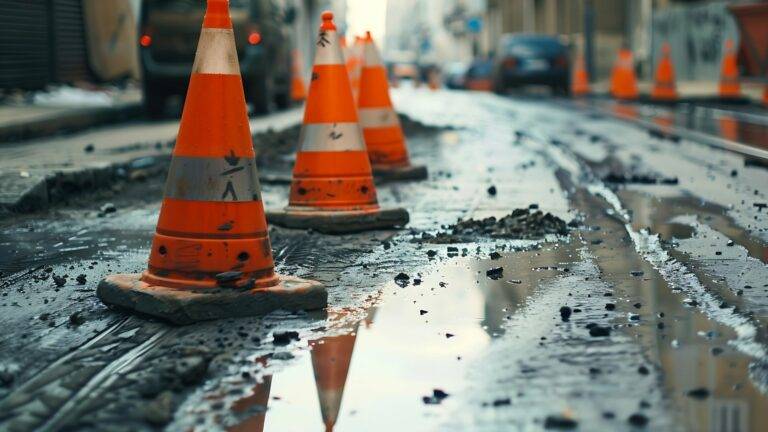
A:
[373,164,428,182]
[266,207,409,234]
[97,274,326,325]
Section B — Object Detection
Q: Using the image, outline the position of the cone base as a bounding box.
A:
[97,273,326,325]
[266,207,409,234]
[373,164,428,182]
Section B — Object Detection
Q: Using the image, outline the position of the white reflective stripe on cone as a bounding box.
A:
[313,29,345,66]
[362,42,383,67]
[192,28,240,75]
[358,108,399,128]
[165,156,261,202]
[299,123,366,152]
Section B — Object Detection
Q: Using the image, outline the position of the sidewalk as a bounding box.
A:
[0,86,143,143]
[0,108,302,214]
[591,79,766,103]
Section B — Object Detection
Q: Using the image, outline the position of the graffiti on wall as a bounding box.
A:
[652,2,738,81]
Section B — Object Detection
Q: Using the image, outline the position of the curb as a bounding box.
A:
[0,102,142,144]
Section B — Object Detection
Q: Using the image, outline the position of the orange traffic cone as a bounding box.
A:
[291,49,307,102]
[610,47,639,100]
[97,0,325,324]
[347,36,364,102]
[571,53,590,96]
[651,42,678,102]
[358,32,428,181]
[266,12,408,233]
[763,84,768,106]
[719,39,741,100]
[310,333,357,432]
[230,357,272,432]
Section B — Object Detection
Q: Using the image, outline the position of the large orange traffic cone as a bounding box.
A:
[358,32,428,181]
[610,48,639,100]
[311,333,357,432]
[266,12,408,233]
[291,49,307,102]
[651,42,678,102]
[571,53,590,96]
[719,39,741,100]
[97,0,325,324]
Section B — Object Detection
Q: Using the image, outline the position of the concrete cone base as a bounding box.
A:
[97,273,326,325]
[266,207,409,234]
[373,164,428,182]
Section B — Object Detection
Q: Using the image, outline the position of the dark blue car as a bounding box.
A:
[493,34,570,95]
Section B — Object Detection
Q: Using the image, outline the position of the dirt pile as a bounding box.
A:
[415,208,569,243]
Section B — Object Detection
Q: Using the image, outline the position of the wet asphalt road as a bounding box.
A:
[0,88,767,431]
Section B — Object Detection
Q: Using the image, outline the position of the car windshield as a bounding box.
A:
[149,0,248,11]
[501,36,563,56]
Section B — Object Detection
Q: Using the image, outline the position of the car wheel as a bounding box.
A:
[274,90,290,110]
[143,81,166,119]
[249,74,273,115]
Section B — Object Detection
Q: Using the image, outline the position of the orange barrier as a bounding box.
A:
[266,12,408,233]
[97,0,325,324]
[291,49,307,101]
[651,42,678,102]
[609,48,639,100]
[571,53,590,96]
[358,32,427,181]
[719,39,741,99]
[310,333,357,431]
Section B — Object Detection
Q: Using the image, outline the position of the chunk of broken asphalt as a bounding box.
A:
[394,272,410,287]
[487,185,497,196]
[628,413,649,427]
[486,267,504,280]
[489,251,502,260]
[559,306,572,322]
[53,275,67,287]
[76,274,87,285]
[588,325,611,337]
[69,311,85,326]
[273,331,300,346]
[543,415,578,430]
[422,389,449,404]
[686,387,710,399]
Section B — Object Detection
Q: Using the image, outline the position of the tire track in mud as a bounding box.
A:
[515,117,768,396]
[0,317,170,431]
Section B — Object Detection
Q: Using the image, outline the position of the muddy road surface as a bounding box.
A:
[1,88,767,431]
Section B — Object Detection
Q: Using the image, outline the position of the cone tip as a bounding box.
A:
[320,10,336,30]
[662,42,670,55]
[365,31,373,41]
[204,0,231,29]
[322,10,334,21]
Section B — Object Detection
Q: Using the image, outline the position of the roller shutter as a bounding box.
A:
[0,0,51,90]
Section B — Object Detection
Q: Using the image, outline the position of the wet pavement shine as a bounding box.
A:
[1,87,767,431]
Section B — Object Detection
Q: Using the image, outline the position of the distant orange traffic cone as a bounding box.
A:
[97,0,325,324]
[610,48,639,100]
[719,39,741,99]
[347,36,364,101]
[266,12,408,233]
[311,333,357,432]
[651,42,678,102]
[763,84,768,106]
[291,49,307,101]
[571,53,590,96]
[358,32,428,181]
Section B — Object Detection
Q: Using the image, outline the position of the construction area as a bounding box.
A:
[0,0,767,431]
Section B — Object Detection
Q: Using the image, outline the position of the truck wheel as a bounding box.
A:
[143,82,166,119]
[249,75,273,115]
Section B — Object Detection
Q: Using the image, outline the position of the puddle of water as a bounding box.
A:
[217,246,576,432]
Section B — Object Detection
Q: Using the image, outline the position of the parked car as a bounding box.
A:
[139,0,292,118]
[443,62,468,89]
[493,33,570,95]
[465,59,494,91]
